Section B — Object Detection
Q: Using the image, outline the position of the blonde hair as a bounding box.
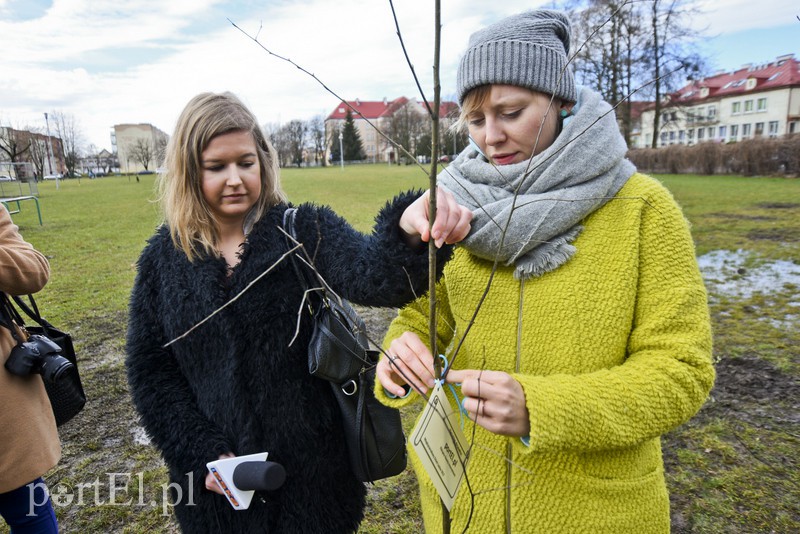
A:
[158,92,286,261]
[452,85,493,133]
[452,85,567,133]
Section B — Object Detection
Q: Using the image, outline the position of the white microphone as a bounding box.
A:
[206,452,286,510]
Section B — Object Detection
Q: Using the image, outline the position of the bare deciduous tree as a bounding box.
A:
[308,115,326,166]
[387,103,428,163]
[573,0,649,144]
[645,0,707,147]
[128,138,155,171]
[26,128,48,180]
[268,123,292,167]
[49,110,84,177]
[284,120,307,167]
[571,0,707,147]
[0,122,32,172]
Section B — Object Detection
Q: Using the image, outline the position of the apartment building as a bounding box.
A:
[325,97,458,163]
[634,54,800,149]
[112,123,169,173]
[0,127,65,180]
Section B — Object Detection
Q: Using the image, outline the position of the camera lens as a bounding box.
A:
[40,354,75,383]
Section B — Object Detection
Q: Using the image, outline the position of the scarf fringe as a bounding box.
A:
[514,230,579,280]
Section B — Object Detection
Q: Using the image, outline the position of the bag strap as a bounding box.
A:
[0,292,28,343]
[282,207,318,294]
[12,294,58,338]
[282,208,378,370]
[283,207,338,316]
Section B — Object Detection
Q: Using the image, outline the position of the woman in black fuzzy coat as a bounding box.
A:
[125,92,471,533]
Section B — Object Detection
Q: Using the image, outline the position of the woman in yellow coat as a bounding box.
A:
[376,9,714,533]
[0,206,60,532]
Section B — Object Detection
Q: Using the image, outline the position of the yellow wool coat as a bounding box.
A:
[378,173,715,533]
[0,207,60,494]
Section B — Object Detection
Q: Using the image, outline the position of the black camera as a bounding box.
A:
[5,334,74,383]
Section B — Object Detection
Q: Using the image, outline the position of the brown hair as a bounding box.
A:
[158,92,286,261]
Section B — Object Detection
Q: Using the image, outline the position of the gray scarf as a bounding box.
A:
[438,86,635,279]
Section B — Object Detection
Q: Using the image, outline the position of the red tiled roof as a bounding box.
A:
[672,54,800,103]
[327,97,458,120]
[623,101,653,119]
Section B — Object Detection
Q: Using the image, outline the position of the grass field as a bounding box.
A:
[2,166,798,533]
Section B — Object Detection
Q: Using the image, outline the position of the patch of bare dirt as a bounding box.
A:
[756,203,800,210]
[708,212,776,221]
[747,227,797,241]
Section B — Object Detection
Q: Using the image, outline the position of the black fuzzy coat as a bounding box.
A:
[126,193,449,533]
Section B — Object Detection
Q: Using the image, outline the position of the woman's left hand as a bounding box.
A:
[399,187,472,248]
[445,369,531,438]
[205,453,236,494]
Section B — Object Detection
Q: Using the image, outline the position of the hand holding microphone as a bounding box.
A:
[206,452,286,510]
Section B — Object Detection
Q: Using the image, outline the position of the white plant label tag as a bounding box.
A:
[410,382,469,510]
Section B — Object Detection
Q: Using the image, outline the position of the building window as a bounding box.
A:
[755,122,764,137]
[744,100,754,113]
[687,129,694,143]
[709,126,716,139]
[732,102,741,114]
[669,131,676,144]
[730,124,739,141]
[697,128,705,141]
[742,123,751,139]
[718,125,726,139]
[708,105,716,119]
[679,130,685,142]
[768,121,779,138]
[660,132,668,146]
[790,122,797,134]
[757,98,767,111]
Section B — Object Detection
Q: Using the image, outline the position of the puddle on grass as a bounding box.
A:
[698,249,800,300]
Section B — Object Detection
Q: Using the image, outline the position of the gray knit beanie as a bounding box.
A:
[456,9,577,105]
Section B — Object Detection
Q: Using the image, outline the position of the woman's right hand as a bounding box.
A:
[377,331,437,397]
[398,187,472,248]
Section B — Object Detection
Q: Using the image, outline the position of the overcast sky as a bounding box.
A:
[1,0,797,151]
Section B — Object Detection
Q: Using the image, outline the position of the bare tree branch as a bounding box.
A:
[388,0,433,117]
[227,18,430,176]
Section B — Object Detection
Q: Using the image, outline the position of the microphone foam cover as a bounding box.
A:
[232,461,286,492]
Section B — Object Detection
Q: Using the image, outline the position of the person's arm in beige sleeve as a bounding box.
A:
[0,207,49,295]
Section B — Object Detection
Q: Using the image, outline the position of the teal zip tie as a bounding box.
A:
[438,354,469,427]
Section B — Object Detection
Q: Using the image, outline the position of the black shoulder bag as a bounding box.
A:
[282,207,407,482]
[1,292,86,426]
